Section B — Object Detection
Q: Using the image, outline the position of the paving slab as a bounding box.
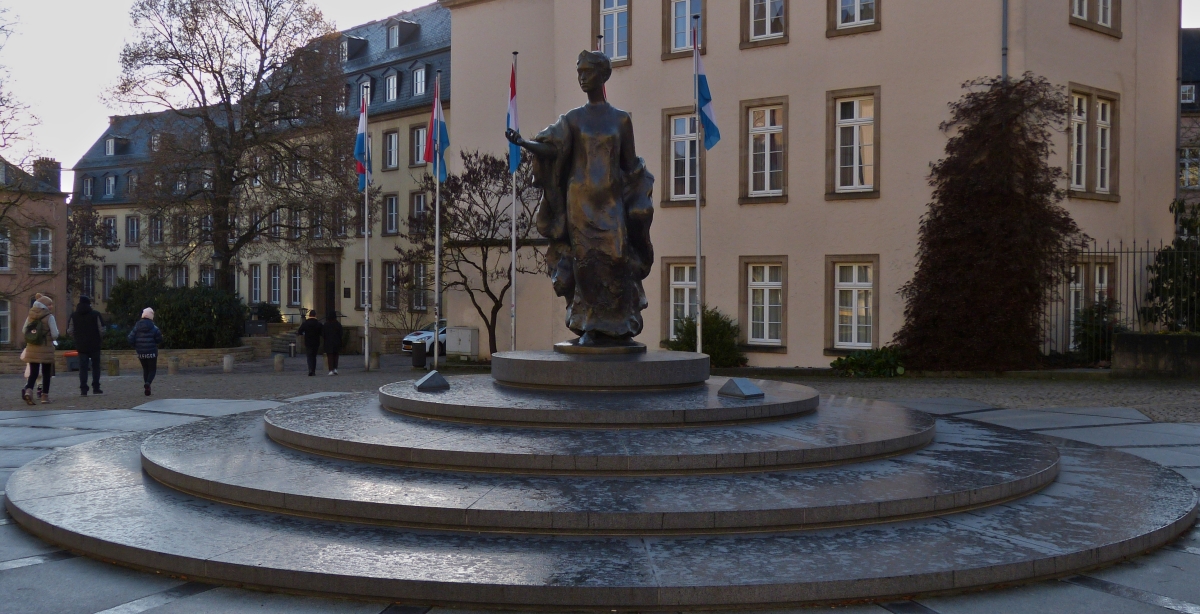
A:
[0,410,90,421]
[0,469,11,490]
[133,399,283,417]
[1025,407,1151,421]
[885,398,995,415]
[952,409,1143,431]
[11,430,121,449]
[1036,424,1200,447]
[0,523,61,562]
[0,410,154,428]
[0,449,51,469]
[0,426,90,447]
[142,586,387,613]
[52,413,202,432]
[284,392,353,403]
[0,555,184,614]
[1089,547,1200,605]
[1116,446,1200,468]
[917,580,1168,614]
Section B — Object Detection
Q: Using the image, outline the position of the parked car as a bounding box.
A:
[402,320,447,354]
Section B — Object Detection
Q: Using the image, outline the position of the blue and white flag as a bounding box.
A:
[694,31,720,151]
[507,60,520,174]
[354,91,371,192]
[423,73,450,183]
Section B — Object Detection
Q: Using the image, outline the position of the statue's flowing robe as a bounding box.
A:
[530,102,655,339]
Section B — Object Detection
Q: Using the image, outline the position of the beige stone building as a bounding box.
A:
[439,0,1181,366]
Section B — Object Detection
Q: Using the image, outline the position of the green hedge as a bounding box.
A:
[831,346,906,378]
[105,278,247,349]
[666,307,748,368]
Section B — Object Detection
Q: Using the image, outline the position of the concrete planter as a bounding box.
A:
[1113,333,1200,379]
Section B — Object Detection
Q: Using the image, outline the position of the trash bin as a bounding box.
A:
[64,351,80,372]
[412,342,427,368]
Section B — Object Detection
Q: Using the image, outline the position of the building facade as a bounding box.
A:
[440,0,1180,366]
[72,4,450,344]
[0,157,68,348]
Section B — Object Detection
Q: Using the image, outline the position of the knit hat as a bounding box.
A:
[34,293,53,310]
[142,307,155,320]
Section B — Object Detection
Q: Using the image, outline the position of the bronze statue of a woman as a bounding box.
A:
[506,51,655,348]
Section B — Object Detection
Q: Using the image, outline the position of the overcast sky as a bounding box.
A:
[1,0,1196,192]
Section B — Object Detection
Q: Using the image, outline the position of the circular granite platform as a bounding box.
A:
[271,393,932,473]
[5,424,1195,609]
[143,409,1057,534]
[490,350,709,389]
[379,375,816,426]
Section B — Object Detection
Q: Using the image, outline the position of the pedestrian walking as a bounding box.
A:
[323,311,343,375]
[20,293,58,405]
[296,310,324,376]
[127,307,163,396]
[66,295,105,396]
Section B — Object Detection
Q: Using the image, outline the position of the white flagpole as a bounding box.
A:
[363,85,371,371]
[510,52,519,352]
[693,15,703,356]
[433,71,443,371]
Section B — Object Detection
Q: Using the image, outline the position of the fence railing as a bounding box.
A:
[1041,240,1199,366]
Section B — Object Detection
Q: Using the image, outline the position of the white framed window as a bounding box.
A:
[0,300,8,344]
[834,263,873,349]
[671,0,701,52]
[838,0,876,28]
[386,74,398,102]
[748,264,783,345]
[1068,264,1084,348]
[270,101,281,126]
[600,0,629,60]
[360,82,371,107]
[384,132,399,169]
[149,216,164,245]
[1095,263,1110,302]
[0,230,8,270]
[1070,94,1087,190]
[1180,148,1200,188]
[288,264,301,306]
[201,214,214,242]
[669,264,698,340]
[202,170,213,190]
[836,97,875,192]
[411,192,427,233]
[269,209,281,239]
[105,138,115,156]
[412,262,427,310]
[290,209,301,240]
[29,227,51,271]
[126,216,140,246]
[1184,85,1197,104]
[172,265,189,288]
[268,264,281,305]
[174,172,187,194]
[250,264,261,303]
[1072,0,1087,19]
[411,126,427,165]
[81,266,95,298]
[1097,0,1112,26]
[357,261,372,309]
[385,195,399,234]
[748,106,784,196]
[200,131,210,149]
[103,176,115,197]
[200,266,214,287]
[104,265,117,299]
[750,0,785,40]
[82,177,93,198]
[103,217,117,247]
[671,115,698,201]
[413,68,426,96]
[388,24,400,48]
[125,265,141,281]
[1096,100,1111,193]
[151,133,161,152]
[127,173,138,194]
[339,40,348,62]
[384,261,400,310]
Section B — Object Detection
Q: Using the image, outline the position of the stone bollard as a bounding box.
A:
[167,356,181,375]
[369,352,380,371]
[223,354,234,373]
[274,354,285,373]
[106,357,120,377]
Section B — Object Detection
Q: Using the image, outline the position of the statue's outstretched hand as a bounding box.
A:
[505,129,525,147]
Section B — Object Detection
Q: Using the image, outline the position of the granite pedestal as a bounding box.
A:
[4,350,1197,610]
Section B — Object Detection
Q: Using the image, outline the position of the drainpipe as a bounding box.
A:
[1002,0,1009,82]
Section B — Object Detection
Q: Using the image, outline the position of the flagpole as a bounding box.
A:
[364,85,371,371]
[510,51,519,352]
[433,70,443,371]
[693,15,703,356]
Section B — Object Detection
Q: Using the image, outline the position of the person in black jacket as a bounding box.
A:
[323,311,343,375]
[66,296,105,396]
[296,310,323,376]
[126,307,164,396]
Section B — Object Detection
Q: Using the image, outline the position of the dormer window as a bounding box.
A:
[82,177,93,198]
[360,82,371,107]
[200,131,210,149]
[388,24,400,48]
[413,67,426,96]
[151,133,161,152]
[386,74,398,102]
[340,40,348,62]
[105,138,115,156]
[104,176,115,198]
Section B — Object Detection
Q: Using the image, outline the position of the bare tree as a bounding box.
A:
[65,203,120,296]
[400,151,545,355]
[114,0,364,292]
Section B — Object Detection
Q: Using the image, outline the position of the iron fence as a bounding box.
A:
[1041,240,1200,366]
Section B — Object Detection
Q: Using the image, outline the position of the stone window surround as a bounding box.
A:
[823,254,881,356]
[738,255,788,353]
[410,123,428,168]
[661,105,707,207]
[661,0,707,61]
[827,0,881,38]
[355,259,373,311]
[382,130,400,170]
[382,259,402,312]
[658,255,705,345]
[592,0,633,68]
[826,85,882,201]
[382,192,401,236]
[740,0,790,50]
[1069,0,1122,39]
[1068,82,1121,203]
[739,96,789,205]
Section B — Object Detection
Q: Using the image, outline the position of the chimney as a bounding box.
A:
[32,158,61,191]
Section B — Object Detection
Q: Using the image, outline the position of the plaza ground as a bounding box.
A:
[2,365,1200,612]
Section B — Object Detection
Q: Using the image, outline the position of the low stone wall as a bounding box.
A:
[0,346,256,375]
[1113,333,1200,379]
[243,337,272,360]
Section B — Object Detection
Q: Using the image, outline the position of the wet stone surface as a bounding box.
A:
[266,393,935,472]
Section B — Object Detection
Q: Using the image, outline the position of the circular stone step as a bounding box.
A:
[379,375,817,426]
[267,393,934,474]
[6,429,1195,610]
[490,350,709,389]
[142,411,1059,534]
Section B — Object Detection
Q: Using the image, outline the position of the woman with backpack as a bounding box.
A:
[127,307,163,396]
[20,294,59,405]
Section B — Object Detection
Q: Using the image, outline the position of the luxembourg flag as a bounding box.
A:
[694,30,721,150]
[353,92,371,192]
[506,59,520,174]
[424,73,450,182]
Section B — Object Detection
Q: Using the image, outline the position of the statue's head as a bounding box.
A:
[577,50,612,94]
